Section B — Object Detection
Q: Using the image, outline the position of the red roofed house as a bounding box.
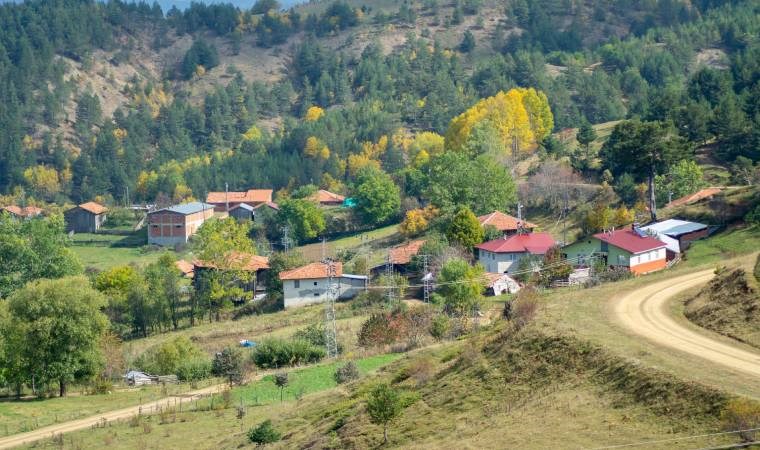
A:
[279,261,368,308]
[205,189,273,212]
[475,232,556,274]
[562,229,667,275]
[64,202,108,233]
[2,205,43,219]
[478,210,537,236]
[312,189,345,206]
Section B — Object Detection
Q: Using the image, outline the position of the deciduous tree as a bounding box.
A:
[367,383,403,444]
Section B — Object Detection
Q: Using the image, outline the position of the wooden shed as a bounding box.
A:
[64,202,107,233]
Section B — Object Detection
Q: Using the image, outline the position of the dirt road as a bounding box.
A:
[0,383,224,449]
[613,269,760,378]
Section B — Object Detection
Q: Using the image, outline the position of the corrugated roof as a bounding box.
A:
[229,203,255,212]
[206,189,273,205]
[78,202,108,215]
[279,261,343,280]
[154,202,215,216]
[666,188,722,208]
[593,229,666,254]
[252,201,280,211]
[642,219,707,236]
[476,232,555,254]
[478,210,537,232]
[389,240,426,265]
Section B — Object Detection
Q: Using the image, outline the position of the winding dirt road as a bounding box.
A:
[613,269,760,378]
[0,383,224,449]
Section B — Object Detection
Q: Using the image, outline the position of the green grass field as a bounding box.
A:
[683,225,760,267]
[70,231,189,269]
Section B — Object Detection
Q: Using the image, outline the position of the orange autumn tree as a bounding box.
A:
[444,88,553,157]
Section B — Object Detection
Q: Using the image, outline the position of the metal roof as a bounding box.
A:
[229,203,255,211]
[156,202,215,215]
[642,219,707,237]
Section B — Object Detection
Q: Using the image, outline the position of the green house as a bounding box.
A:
[563,229,667,275]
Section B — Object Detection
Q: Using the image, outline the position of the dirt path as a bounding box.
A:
[0,383,226,449]
[613,270,760,379]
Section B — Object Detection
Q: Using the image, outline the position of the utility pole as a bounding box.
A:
[323,259,338,359]
[225,182,229,213]
[422,254,431,303]
[562,188,569,246]
[280,226,292,252]
[385,252,395,303]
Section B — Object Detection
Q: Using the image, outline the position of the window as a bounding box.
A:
[314,293,319,296]
[618,254,627,265]
[294,280,300,288]
[175,224,181,228]
[314,281,318,286]
[642,252,649,262]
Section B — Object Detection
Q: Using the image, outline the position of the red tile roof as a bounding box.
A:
[252,201,280,211]
[666,188,722,208]
[478,211,537,232]
[476,232,555,254]
[313,189,345,204]
[389,240,426,265]
[78,202,108,215]
[206,189,273,205]
[3,205,43,218]
[592,229,666,254]
[279,261,343,280]
[193,252,270,271]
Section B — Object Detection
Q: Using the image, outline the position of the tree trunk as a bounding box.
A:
[59,379,67,397]
[648,165,657,222]
[383,423,388,444]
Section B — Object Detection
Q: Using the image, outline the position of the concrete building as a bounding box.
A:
[147,202,215,246]
[475,232,556,274]
[484,273,521,296]
[563,228,667,275]
[279,261,367,309]
[64,202,107,233]
[205,189,273,212]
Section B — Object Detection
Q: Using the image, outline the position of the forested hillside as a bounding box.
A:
[0,0,757,213]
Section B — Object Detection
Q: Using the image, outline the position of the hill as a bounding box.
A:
[685,257,760,349]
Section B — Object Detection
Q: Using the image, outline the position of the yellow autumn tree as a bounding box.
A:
[611,206,635,228]
[347,153,380,177]
[304,106,325,122]
[242,125,262,141]
[399,209,429,237]
[445,88,553,157]
[304,136,325,158]
[407,131,444,167]
[23,165,60,200]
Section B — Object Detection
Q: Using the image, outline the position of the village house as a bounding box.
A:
[562,228,668,275]
[476,232,556,274]
[205,189,273,212]
[478,210,537,236]
[484,273,521,296]
[64,202,107,233]
[147,202,215,246]
[311,189,346,206]
[372,240,426,275]
[2,205,43,219]
[193,252,270,300]
[640,219,708,259]
[279,261,368,309]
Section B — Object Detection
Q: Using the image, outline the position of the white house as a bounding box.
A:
[475,232,556,274]
[279,262,368,309]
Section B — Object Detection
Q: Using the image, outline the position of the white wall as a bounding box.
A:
[477,250,525,274]
[629,248,666,267]
[283,277,367,308]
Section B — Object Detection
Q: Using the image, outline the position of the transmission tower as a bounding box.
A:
[385,252,395,303]
[280,226,292,252]
[323,259,339,359]
[421,254,432,303]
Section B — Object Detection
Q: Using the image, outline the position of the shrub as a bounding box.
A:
[175,357,212,381]
[248,420,281,445]
[596,267,634,283]
[357,310,408,348]
[511,288,540,328]
[135,336,207,376]
[335,361,360,384]
[212,347,245,386]
[721,398,760,442]
[429,314,451,341]
[351,289,386,309]
[745,204,760,227]
[252,338,326,369]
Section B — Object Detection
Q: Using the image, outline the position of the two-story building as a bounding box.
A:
[279,262,368,309]
[475,232,556,274]
[562,228,668,275]
[147,202,215,246]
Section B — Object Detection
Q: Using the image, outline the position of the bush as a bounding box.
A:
[248,420,281,445]
[175,357,213,381]
[596,267,634,283]
[721,398,760,442]
[351,289,386,309]
[357,309,412,348]
[252,338,326,369]
[135,336,208,376]
[335,361,360,384]
[511,288,540,329]
[746,204,760,227]
[429,314,451,341]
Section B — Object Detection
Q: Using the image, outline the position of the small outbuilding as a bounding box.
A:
[228,203,255,222]
[640,219,708,257]
[64,202,107,233]
[124,370,155,386]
